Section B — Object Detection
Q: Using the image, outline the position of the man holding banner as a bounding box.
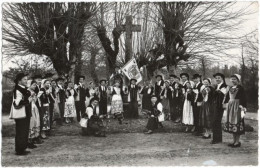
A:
[122,58,142,118]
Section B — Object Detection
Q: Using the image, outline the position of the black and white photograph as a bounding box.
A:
[1,0,259,166]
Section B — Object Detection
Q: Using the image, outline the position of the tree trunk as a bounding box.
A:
[90,48,99,85]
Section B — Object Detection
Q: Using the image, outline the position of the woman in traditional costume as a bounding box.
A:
[223,74,246,148]
[172,77,184,123]
[85,81,98,107]
[199,78,215,139]
[110,81,124,124]
[27,80,41,148]
[140,81,154,113]
[39,79,51,138]
[160,80,171,121]
[64,81,77,123]
[182,82,195,132]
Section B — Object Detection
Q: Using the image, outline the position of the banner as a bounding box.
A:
[121,58,142,84]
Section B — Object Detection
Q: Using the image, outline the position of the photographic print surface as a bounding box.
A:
[1,1,259,166]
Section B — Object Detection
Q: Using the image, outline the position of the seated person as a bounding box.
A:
[81,98,106,137]
[144,95,163,134]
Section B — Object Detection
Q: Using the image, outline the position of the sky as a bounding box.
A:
[1,1,259,71]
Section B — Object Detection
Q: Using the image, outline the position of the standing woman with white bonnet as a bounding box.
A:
[223,74,247,148]
[38,79,51,138]
[9,73,32,155]
[27,80,41,149]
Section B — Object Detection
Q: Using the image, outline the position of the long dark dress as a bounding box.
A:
[140,86,154,111]
[128,85,139,118]
[223,85,246,135]
[13,85,32,154]
[193,82,203,132]
[199,86,214,129]
[172,84,184,121]
[146,102,162,131]
[212,83,227,142]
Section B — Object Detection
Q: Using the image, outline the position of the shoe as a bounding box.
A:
[16,151,31,155]
[41,133,47,139]
[34,138,44,144]
[211,141,221,144]
[202,134,211,139]
[185,127,189,133]
[228,143,235,147]
[191,126,196,132]
[144,130,153,134]
[28,143,37,149]
[232,142,241,148]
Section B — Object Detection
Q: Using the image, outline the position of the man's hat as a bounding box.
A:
[130,78,137,83]
[151,95,157,98]
[180,73,189,78]
[169,74,177,78]
[155,75,162,79]
[32,74,42,80]
[56,77,65,82]
[14,73,28,84]
[100,79,107,83]
[213,73,225,80]
[192,74,202,79]
[78,75,85,80]
[43,73,54,79]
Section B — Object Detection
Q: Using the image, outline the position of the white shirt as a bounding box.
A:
[217,82,223,90]
[58,84,63,89]
[86,105,95,119]
[195,82,201,88]
[131,85,136,88]
[18,84,25,88]
[157,80,162,86]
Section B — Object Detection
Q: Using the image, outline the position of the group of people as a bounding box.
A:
[9,70,247,155]
[142,73,247,149]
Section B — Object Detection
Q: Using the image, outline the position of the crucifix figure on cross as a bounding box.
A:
[121,15,141,62]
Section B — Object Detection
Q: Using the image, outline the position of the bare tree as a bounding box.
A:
[2,2,99,82]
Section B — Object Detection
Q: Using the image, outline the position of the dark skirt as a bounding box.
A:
[128,101,138,118]
[142,94,152,110]
[199,101,213,128]
[171,98,183,120]
[86,118,106,136]
[223,99,245,135]
[146,117,158,131]
[15,117,30,153]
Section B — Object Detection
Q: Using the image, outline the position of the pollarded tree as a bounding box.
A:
[2,2,99,82]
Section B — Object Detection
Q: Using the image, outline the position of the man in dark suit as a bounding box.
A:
[56,77,66,123]
[154,75,164,101]
[98,79,108,117]
[192,74,203,135]
[169,74,176,121]
[212,73,227,144]
[75,76,87,122]
[49,80,57,128]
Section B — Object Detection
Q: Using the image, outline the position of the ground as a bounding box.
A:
[1,114,258,166]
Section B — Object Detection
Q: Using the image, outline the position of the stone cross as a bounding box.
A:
[121,15,141,62]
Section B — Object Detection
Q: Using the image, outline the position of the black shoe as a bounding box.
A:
[16,151,31,155]
[232,142,241,148]
[28,143,37,149]
[211,141,221,144]
[228,143,235,147]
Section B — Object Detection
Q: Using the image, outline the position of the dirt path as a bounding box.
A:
[1,117,258,166]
